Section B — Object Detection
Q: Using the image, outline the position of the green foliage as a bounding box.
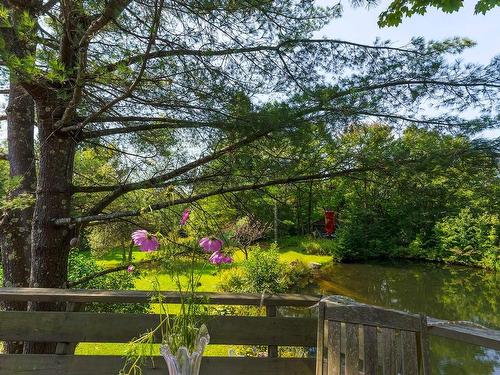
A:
[87,221,134,258]
[0,159,10,200]
[434,209,499,269]
[218,244,315,294]
[0,173,35,211]
[284,260,316,293]
[378,0,500,26]
[0,5,11,27]
[67,250,148,313]
[281,236,340,257]
[307,126,500,267]
[218,267,247,292]
[241,244,287,293]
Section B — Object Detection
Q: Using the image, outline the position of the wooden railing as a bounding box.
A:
[0,288,319,375]
[0,288,499,375]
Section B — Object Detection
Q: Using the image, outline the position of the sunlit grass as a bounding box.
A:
[75,342,233,356]
[94,243,331,294]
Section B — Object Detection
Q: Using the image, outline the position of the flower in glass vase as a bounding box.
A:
[121,219,232,375]
[160,324,210,375]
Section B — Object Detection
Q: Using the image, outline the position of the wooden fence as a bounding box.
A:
[0,288,319,375]
[0,288,499,375]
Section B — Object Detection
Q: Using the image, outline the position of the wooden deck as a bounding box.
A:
[0,288,499,374]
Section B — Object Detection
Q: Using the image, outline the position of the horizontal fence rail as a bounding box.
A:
[0,355,317,375]
[0,287,321,306]
[0,311,318,346]
[1,288,499,375]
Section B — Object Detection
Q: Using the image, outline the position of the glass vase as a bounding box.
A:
[160,325,210,375]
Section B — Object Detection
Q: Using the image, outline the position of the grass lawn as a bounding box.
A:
[92,242,332,292]
[76,238,332,356]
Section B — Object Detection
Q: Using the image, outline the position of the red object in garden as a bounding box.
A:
[325,210,336,236]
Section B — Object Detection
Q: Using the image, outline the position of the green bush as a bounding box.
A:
[217,267,247,293]
[434,209,499,270]
[280,235,342,259]
[283,260,315,293]
[241,244,288,293]
[218,244,315,294]
[68,250,149,313]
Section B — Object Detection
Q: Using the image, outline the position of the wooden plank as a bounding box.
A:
[0,355,315,375]
[327,321,341,375]
[325,303,421,332]
[419,315,430,375]
[316,301,326,375]
[381,328,396,375]
[427,318,500,350]
[55,302,84,355]
[0,311,316,346]
[400,330,418,375]
[266,305,279,358]
[345,323,359,375]
[0,288,320,307]
[363,325,377,375]
[395,331,402,375]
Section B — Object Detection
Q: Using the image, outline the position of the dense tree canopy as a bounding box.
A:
[377,0,500,26]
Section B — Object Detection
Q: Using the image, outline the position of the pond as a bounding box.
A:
[316,261,500,375]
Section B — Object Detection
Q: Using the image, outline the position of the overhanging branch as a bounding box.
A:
[82,129,272,215]
[54,168,370,226]
[77,118,227,138]
[99,38,425,75]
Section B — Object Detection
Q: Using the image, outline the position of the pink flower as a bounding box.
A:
[199,237,223,253]
[180,208,190,226]
[131,230,160,252]
[127,265,135,273]
[209,251,224,264]
[209,251,232,265]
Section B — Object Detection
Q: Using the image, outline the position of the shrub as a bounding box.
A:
[217,267,247,293]
[301,238,338,256]
[68,250,149,313]
[218,244,315,294]
[434,209,499,269]
[230,217,271,260]
[242,244,288,293]
[283,260,315,293]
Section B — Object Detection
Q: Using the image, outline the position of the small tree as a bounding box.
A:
[231,217,271,260]
[87,221,135,261]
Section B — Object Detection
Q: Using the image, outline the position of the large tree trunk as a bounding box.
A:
[0,82,36,354]
[24,98,76,354]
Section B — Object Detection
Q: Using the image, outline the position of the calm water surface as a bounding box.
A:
[316,261,500,375]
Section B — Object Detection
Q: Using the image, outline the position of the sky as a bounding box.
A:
[1,1,499,140]
[317,0,500,138]
[319,0,500,65]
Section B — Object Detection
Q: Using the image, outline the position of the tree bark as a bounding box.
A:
[0,82,36,354]
[24,98,76,354]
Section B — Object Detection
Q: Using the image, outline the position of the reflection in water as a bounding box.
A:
[316,261,500,375]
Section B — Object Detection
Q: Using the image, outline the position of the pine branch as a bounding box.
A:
[83,129,272,215]
[66,258,157,288]
[54,167,371,226]
[100,38,425,74]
